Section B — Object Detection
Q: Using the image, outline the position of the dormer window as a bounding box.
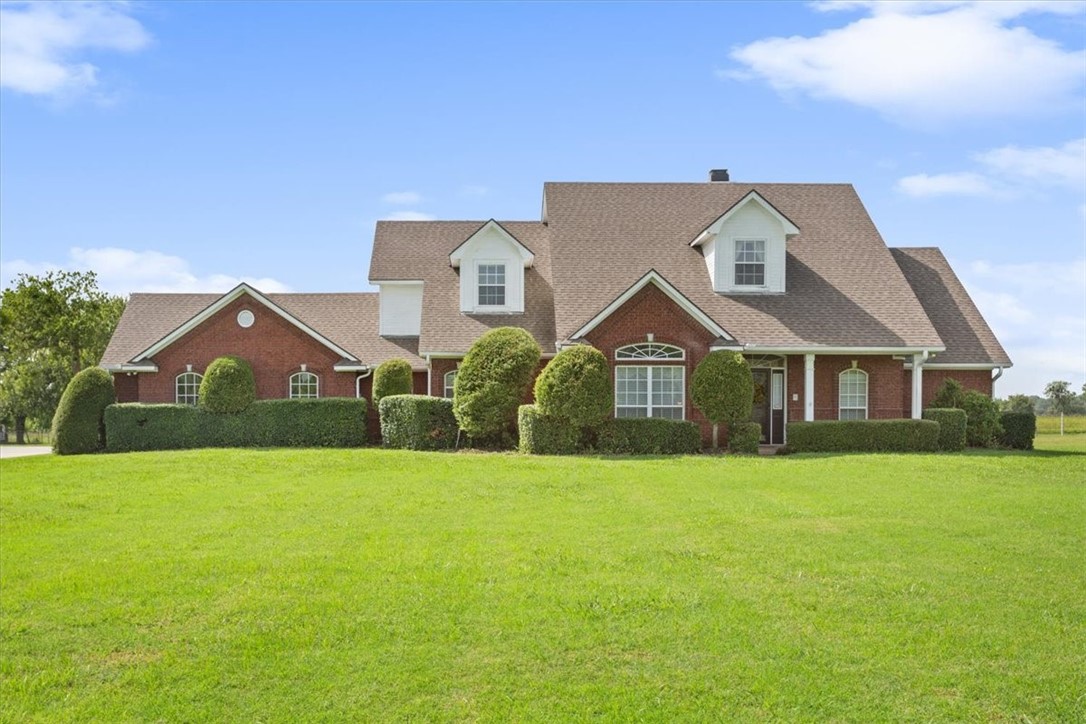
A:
[734,239,766,287]
[477,262,506,307]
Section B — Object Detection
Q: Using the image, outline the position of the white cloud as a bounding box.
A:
[897,172,995,198]
[958,257,1086,395]
[381,191,422,205]
[0,1,151,99]
[460,185,489,197]
[975,138,1086,187]
[382,211,435,221]
[728,1,1086,125]
[1,247,292,296]
[897,138,1085,198]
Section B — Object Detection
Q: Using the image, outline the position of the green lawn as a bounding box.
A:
[1037,414,1086,434]
[2,436,1084,722]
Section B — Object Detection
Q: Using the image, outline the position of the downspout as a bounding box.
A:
[355,367,372,399]
[426,354,432,397]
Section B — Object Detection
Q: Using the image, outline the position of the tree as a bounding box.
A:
[1044,380,1074,435]
[0,271,125,442]
[1002,394,1035,414]
[690,351,754,451]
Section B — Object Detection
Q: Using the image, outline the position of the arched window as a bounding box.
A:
[614,343,685,361]
[443,370,457,399]
[839,368,868,420]
[175,371,202,405]
[290,371,320,399]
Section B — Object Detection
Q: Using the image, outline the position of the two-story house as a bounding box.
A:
[101,171,1011,444]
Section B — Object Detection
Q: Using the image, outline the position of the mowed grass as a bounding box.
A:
[2,436,1084,722]
[1037,414,1086,434]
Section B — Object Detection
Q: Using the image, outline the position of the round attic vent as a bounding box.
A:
[237,309,255,328]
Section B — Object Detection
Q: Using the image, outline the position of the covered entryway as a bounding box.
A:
[747,355,785,445]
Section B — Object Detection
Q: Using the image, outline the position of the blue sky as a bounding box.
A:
[1,0,1083,396]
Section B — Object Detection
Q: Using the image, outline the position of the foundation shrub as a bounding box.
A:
[786,419,939,453]
[372,359,413,407]
[198,356,255,413]
[380,395,458,451]
[518,405,580,455]
[51,367,115,455]
[923,408,967,452]
[452,327,541,446]
[727,421,762,455]
[596,418,701,456]
[999,411,1036,450]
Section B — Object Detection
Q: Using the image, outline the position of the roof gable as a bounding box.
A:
[570,269,733,342]
[690,190,800,247]
[449,219,535,268]
[130,283,359,363]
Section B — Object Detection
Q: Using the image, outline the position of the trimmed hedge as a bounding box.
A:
[379,395,458,451]
[691,351,754,427]
[105,398,367,452]
[372,359,414,407]
[923,408,967,452]
[453,327,541,446]
[786,419,940,453]
[533,346,612,429]
[518,405,580,455]
[52,367,115,455]
[727,421,762,455]
[1000,411,1036,450]
[596,418,701,456]
[199,356,255,413]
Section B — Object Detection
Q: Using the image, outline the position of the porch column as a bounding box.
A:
[911,353,925,419]
[804,353,815,421]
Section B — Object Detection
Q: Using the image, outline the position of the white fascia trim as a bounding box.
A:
[690,190,800,248]
[102,363,159,373]
[570,270,733,342]
[131,283,359,363]
[449,220,535,269]
[333,363,372,372]
[710,344,947,355]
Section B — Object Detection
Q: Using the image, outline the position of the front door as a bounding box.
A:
[751,368,785,445]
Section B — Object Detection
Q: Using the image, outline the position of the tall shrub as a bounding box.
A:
[931,378,966,410]
[961,390,1002,447]
[372,359,413,407]
[453,327,541,446]
[1000,411,1036,450]
[690,351,753,451]
[51,367,115,455]
[199,356,255,413]
[533,345,612,430]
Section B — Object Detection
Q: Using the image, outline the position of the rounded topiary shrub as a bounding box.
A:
[453,327,541,446]
[533,345,612,429]
[691,350,753,449]
[198,356,255,413]
[51,366,115,455]
[372,359,414,407]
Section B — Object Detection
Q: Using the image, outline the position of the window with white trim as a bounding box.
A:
[443,370,457,399]
[839,368,868,420]
[734,239,766,286]
[175,372,202,405]
[290,371,320,399]
[477,263,506,307]
[615,366,685,420]
[615,343,685,361]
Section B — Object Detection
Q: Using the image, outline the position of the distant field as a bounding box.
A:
[2,436,1083,721]
[1036,414,1086,434]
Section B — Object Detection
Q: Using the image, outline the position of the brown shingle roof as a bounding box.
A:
[370,220,556,354]
[891,247,1011,366]
[101,292,425,369]
[543,182,944,350]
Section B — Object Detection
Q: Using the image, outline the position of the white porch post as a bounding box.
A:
[804,353,815,421]
[910,352,927,419]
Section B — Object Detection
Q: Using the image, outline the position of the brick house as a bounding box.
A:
[101,172,1010,444]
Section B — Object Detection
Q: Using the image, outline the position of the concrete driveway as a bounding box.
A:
[0,445,52,459]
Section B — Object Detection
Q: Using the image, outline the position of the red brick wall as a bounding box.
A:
[135,296,358,403]
[904,368,994,411]
[113,373,139,403]
[584,284,718,441]
[788,354,911,421]
[429,359,460,397]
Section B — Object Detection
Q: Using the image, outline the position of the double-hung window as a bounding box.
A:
[477,263,506,307]
[838,368,868,420]
[614,344,686,420]
[734,239,766,287]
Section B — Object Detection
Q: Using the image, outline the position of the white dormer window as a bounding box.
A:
[734,239,766,287]
[477,262,506,307]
